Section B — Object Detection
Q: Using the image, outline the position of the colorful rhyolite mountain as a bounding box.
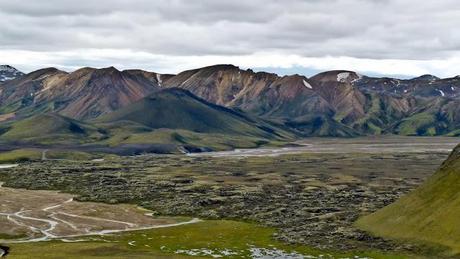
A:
[1,64,460,141]
[163,65,460,136]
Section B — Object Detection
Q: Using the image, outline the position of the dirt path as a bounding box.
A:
[41,149,48,160]
[0,165,18,169]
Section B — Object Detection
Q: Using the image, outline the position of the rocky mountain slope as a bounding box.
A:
[0,65,24,82]
[356,145,460,255]
[163,65,460,136]
[0,67,166,120]
[162,66,350,136]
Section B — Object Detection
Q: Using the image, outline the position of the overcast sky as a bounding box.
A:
[1,0,459,77]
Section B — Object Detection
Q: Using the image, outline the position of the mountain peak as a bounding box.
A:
[311,70,363,83]
[99,66,120,72]
[411,74,440,81]
[0,65,19,72]
[202,64,239,70]
[0,65,24,82]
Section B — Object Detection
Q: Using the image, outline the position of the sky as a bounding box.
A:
[1,0,460,78]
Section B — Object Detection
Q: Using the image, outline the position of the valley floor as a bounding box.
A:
[0,136,458,258]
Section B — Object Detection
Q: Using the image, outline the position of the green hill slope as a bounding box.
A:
[356,145,460,255]
[0,89,294,154]
[97,88,292,140]
[0,113,105,144]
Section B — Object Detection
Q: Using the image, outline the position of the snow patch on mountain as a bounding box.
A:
[0,76,15,81]
[337,72,350,82]
[351,73,364,83]
[156,74,162,87]
[437,89,445,97]
[303,79,312,89]
[0,65,24,82]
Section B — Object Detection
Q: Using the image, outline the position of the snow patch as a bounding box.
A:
[337,72,350,82]
[156,74,162,87]
[0,75,15,81]
[302,79,312,89]
[0,65,18,73]
[0,65,23,82]
[351,73,364,83]
[451,86,455,91]
[437,89,445,97]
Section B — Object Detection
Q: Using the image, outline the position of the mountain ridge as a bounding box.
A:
[2,64,460,137]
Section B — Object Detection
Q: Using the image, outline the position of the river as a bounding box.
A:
[188,136,459,157]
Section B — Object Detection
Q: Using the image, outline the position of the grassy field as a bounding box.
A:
[0,148,105,162]
[7,220,408,259]
[0,116,291,160]
[101,127,281,150]
[0,148,42,163]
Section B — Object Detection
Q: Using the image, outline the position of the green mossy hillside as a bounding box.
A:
[356,145,460,255]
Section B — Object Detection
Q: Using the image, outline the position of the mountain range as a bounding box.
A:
[162,65,460,137]
[1,64,460,153]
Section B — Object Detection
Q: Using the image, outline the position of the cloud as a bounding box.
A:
[0,0,459,76]
[3,49,460,78]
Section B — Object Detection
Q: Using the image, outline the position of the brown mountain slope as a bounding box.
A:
[34,67,162,119]
[162,65,354,136]
[163,64,280,107]
[163,65,332,118]
[310,70,367,123]
[0,68,68,107]
[0,67,167,120]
